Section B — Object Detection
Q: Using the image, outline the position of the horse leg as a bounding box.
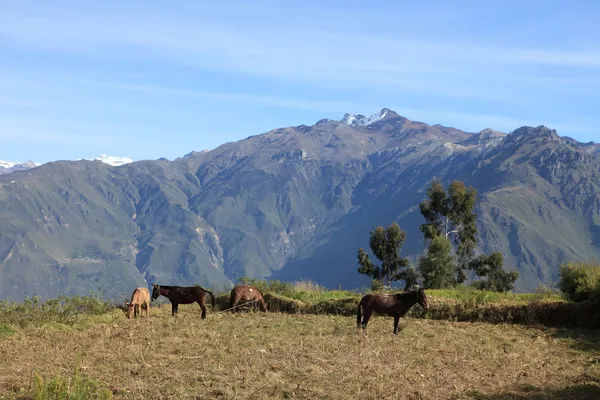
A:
[393,315,400,335]
[172,303,178,317]
[230,295,240,313]
[361,310,373,337]
[199,300,207,320]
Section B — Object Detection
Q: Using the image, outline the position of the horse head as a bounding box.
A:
[259,298,269,312]
[151,284,160,301]
[123,300,135,319]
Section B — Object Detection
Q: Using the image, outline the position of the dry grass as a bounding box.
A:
[1,303,599,400]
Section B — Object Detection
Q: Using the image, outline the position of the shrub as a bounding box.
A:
[32,357,113,400]
[237,277,295,297]
[534,284,561,296]
[370,279,385,292]
[0,292,115,328]
[558,262,600,302]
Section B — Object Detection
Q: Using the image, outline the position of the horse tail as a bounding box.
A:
[356,297,363,328]
[205,289,216,308]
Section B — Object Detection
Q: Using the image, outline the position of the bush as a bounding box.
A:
[558,262,600,302]
[237,277,295,297]
[370,279,385,292]
[0,292,115,328]
[31,357,113,400]
[535,284,561,296]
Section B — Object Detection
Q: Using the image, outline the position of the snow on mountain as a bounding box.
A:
[0,161,17,169]
[90,154,134,167]
[340,108,391,127]
[0,154,134,175]
[0,160,40,175]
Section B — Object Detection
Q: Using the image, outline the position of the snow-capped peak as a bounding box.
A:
[0,160,40,175]
[340,108,393,127]
[0,160,17,169]
[0,160,40,169]
[89,154,134,167]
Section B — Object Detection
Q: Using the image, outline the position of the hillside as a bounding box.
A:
[1,109,599,300]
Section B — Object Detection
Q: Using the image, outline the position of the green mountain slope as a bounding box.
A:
[0,110,598,300]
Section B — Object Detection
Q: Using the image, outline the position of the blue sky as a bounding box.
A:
[1,0,599,164]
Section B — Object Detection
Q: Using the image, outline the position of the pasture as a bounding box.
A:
[0,300,599,400]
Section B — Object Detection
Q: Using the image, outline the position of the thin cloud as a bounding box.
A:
[66,78,370,113]
[2,10,599,95]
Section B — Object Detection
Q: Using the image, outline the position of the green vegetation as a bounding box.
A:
[419,179,478,285]
[0,323,14,338]
[32,357,113,400]
[218,278,597,329]
[356,222,417,289]
[418,235,455,289]
[236,277,356,303]
[558,261,600,302]
[414,179,519,291]
[469,252,520,292]
[0,292,116,329]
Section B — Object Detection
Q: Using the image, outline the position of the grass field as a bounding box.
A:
[1,301,599,400]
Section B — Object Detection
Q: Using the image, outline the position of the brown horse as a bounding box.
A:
[356,288,429,336]
[229,285,268,312]
[125,287,151,319]
[151,284,216,319]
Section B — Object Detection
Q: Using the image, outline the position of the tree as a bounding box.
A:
[419,179,478,283]
[469,252,519,292]
[419,235,455,289]
[357,222,416,289]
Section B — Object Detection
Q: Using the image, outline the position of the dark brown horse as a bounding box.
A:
[356,288,429,335]
[229,285,268,312]
[151,284,216,319]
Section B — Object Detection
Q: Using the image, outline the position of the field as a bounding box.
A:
[1,296,600,400]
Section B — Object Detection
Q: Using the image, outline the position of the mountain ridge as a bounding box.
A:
[0,154,134,175]
[0,109,598,301]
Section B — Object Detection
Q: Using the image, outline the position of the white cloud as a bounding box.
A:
[2,8,599,87]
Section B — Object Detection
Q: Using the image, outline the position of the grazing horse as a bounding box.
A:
[229,285,268,312]
[125,287,151,319]
[151,284,216,319]
[356,288,429,336]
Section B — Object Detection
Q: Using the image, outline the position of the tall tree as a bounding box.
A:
[357,222,416,289]
[469,252,519,292]
[419,179,478,283]
[419,235,455,289]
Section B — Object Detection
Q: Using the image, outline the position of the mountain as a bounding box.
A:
[0,161,40,176]
[0,155,133,176]
[86,154,134,167]
[0,109,598,301]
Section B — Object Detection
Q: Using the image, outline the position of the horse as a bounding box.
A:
[229,285,268,312]
[151,284,216,319]
[356,287,429,336]
[125,287,151,319]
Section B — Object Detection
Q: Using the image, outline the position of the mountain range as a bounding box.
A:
[1,109,599,301]
[0,154,133,175]
[0,161,40,176]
